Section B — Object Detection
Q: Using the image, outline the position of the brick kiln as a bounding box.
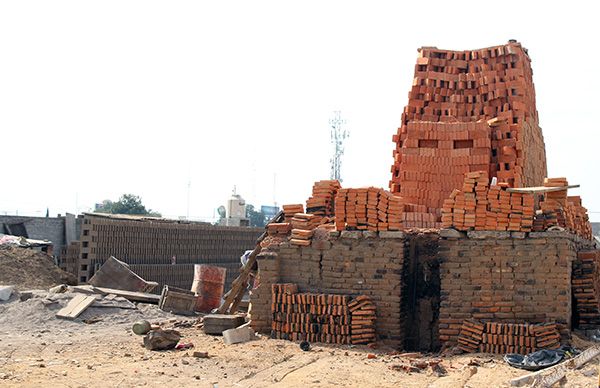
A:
[247,41,597,353]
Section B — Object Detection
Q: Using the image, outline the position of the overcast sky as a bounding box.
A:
[1,1,598,222]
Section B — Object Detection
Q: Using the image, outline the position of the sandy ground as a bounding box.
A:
[1,290,599,388]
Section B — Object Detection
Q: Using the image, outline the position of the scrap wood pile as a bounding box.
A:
[458,320,560,354]
[270,283,376,345]
[572,250,600,329]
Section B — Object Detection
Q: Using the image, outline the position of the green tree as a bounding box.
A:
[246,204,266,227]
[95,194,161,217]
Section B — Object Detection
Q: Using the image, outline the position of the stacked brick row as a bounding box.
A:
[441,171,535,232]
[306,180,341,218]
[251,233,406,348]
[334,187,439,231]
[438,233,578,347]
[60,241,81,276]
[458,320,560,354]
[271,283,352,344]
[349,295,377,344]
[290,213,320,247]
[390,42,547,216]
[534,178,593,239]
[282,204,304,222]
[77,213,261,285]
[572,250,600,329]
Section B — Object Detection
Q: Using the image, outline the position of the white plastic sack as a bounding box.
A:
[0,285,14,301]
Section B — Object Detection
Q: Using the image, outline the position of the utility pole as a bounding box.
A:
[329,111,349,182]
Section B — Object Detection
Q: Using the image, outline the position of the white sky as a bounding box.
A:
[1,1,598,222]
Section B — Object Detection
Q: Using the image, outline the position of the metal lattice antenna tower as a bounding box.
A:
[329,111,349,182]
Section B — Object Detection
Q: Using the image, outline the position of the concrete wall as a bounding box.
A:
[437,229,595,347]
[250,230,408,348]
[0,215,65,257]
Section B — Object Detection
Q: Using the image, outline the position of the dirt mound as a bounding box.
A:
[0,246,77,290]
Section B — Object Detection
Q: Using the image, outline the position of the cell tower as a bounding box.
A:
[329,111,349,182]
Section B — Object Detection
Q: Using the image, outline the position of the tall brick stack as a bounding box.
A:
[441,171,535,232]
[572,250,600,329]
[390,41,547,217]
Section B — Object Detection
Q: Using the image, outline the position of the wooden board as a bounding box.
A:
[69,285,160,304]
[506,185,579,194]
[56,294,96,320]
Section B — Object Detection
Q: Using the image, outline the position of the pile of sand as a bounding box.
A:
[0,246,76,289]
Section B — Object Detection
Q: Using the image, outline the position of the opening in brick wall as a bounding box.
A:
[419,139,439,148]
[453,140,473,149]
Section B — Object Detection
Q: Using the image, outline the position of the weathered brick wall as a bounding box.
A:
[250,230,407,348]
[77,213,261,288]
[438,229,594,347]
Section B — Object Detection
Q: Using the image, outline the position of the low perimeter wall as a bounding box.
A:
[438,229,595,347]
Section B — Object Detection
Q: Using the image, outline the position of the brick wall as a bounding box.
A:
[438,229,594,347]
[250,230,408,348]
[77,214,262,289]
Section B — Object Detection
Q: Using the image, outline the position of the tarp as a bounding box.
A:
[504,347,578,371]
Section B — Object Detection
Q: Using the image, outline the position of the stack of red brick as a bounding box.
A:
[306,180,341,218]
[290,213,320,246]
[534,178,593,239]
[458,320,560,354]
[270,283,352,344]
[335,187,439,231]
[390,42,548,217]
[282,204,304,222]
[572,250,600,329]
[441,171,535,232]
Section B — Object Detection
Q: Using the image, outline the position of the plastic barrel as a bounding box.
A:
[192,264,227,313]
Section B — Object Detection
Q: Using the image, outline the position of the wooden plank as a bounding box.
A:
[69,285,160,304]
[217,210,284,315]
[506,185,579,194]
[56,294,96,320]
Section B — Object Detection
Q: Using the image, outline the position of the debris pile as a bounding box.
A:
[0,246,76,290]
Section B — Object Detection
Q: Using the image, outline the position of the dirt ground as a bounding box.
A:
[0,246,76,289]
[0,290,599,387]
